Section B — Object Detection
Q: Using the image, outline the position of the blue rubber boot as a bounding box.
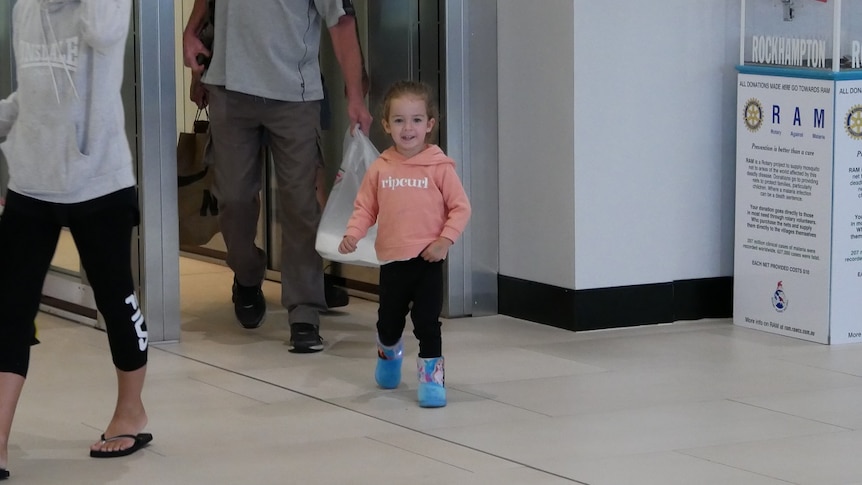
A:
[417,356,446,408]
[375,338,403,389]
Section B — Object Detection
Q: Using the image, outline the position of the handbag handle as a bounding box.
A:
[193,108,209,134]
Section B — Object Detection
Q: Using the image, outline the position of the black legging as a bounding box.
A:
[377,257,444,358]
[0,188,148,377]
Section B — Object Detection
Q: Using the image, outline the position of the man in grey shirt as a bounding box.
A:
[183,0,373,353]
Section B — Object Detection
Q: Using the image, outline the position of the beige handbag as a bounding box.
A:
[176,110,219,247]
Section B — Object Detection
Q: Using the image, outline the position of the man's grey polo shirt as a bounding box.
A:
[203,0,355,102]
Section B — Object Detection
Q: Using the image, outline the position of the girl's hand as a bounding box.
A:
[339,235,358,254]
[421,237,453,262]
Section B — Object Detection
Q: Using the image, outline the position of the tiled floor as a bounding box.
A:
[8,257,862,484]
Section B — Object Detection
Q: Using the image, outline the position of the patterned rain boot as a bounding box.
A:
[417,356,446,408]
[375,338,403,389]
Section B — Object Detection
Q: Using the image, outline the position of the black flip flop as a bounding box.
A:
[0,468,9,480]
[89,433,153,458]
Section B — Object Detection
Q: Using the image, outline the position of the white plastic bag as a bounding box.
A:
[315,128,382,267]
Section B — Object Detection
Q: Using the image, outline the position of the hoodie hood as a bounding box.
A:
[380,144,454,167]
[40,0,75,13]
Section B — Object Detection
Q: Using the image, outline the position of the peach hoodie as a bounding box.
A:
[345,144,471,262]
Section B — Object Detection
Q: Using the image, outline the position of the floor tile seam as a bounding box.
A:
[441,395,860,427]
[769,356,862,379]
[727,382,862,403]
[363,435,476,473]
[726,398,857,431]
[176,311,227,321]
[445,386,555,418]
[450,363,786,391]
[451,369,614,389]
[501,352,786,373]
[670,449,800,484]
[670,428,856,476]
[362,434,592,484]
[184,375,272,405]
[150,345,590,484]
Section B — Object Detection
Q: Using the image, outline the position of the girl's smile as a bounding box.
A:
[383,96,436,158]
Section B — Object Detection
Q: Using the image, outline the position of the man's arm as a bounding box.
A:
[182,0,210,74]
[328,15,373,135]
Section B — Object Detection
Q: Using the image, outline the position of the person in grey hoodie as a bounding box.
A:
[0,0,151,477]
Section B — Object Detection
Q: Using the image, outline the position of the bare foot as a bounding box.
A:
[90,365,149,455]
[90,394,147,452]
[90,410,148,454]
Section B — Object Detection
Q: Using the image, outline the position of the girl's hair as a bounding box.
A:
[381,80,440,124]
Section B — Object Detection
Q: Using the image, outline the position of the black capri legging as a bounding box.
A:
[377,257,444,359]
[0,188,148,377]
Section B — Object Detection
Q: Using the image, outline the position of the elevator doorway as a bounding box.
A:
[173,0,441,294]
[174,0,497,320]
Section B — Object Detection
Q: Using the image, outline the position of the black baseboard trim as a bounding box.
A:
[498,275,733,332]
[41,295,98,320]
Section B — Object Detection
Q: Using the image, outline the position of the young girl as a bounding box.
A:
[338,81,471,408]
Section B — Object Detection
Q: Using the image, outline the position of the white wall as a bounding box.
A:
[498,0,741,291]
[498,0,576,288]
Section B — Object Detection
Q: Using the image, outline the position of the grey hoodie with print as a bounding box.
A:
[0,0,133,203]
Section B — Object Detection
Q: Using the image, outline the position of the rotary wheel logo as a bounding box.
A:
[845,105,862,140]
[772,281,788,313]
[743,98,763,132]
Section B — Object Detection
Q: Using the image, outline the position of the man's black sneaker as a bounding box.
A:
[289,322,324,353]
[325,283,349,309]
[232,277,266,329]
[323,274,349,309]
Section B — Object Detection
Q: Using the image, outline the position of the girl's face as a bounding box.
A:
[382,95,436,158]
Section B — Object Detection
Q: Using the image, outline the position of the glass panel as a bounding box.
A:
[743,0,834,69]
[842,0,862,71]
